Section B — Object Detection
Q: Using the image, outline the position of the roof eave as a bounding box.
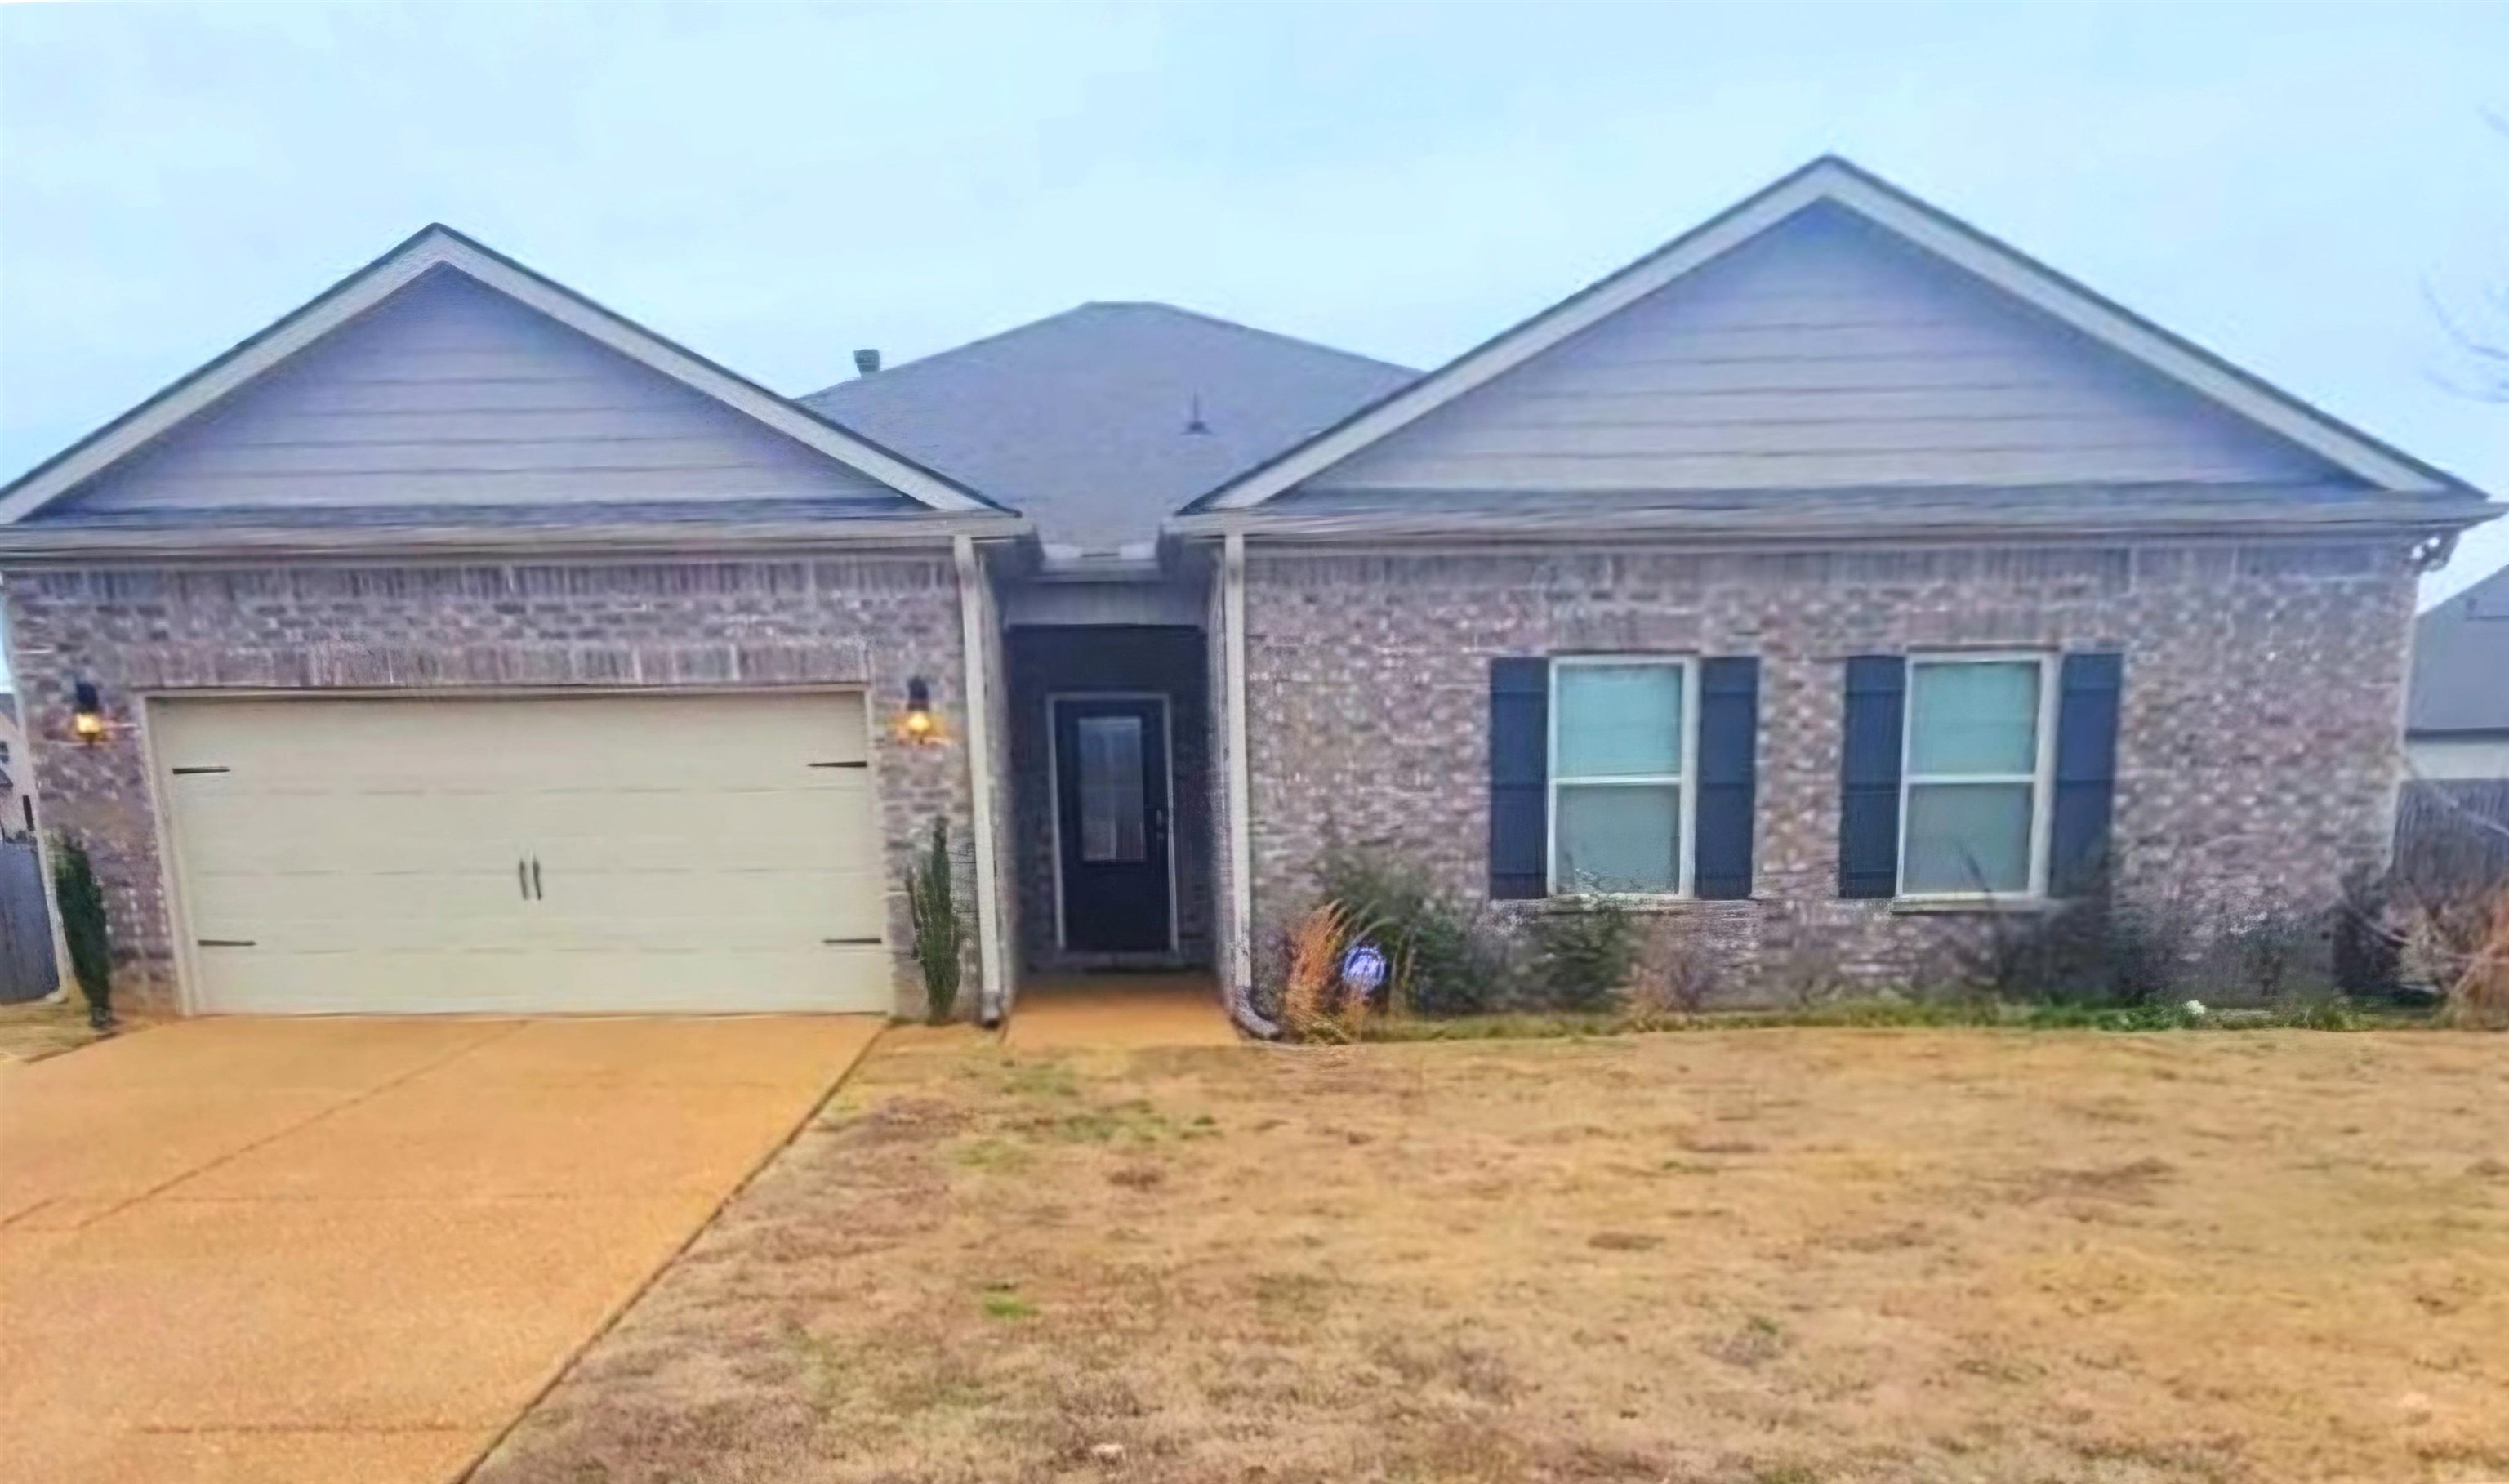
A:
[0,510,1031,565]
[1167,495,2500,546]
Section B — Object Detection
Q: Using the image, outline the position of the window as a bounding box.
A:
[1549,657,1696,894]
[1900,654,2057,897]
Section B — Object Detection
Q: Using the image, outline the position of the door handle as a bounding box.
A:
[519,858,531,901]
[531,856,544,901]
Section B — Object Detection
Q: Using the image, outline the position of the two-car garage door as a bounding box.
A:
[154,693,891,1015]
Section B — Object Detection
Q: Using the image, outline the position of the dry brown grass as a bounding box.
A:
[475,1029,2509,1484]
[0,996,105,1063]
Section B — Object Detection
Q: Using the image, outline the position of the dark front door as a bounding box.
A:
[1054,696,1174,952]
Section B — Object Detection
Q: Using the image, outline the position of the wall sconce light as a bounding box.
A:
[70,680,109,747]
[897,675,945,746]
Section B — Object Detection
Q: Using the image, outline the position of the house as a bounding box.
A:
[2406,564,2509,783]
[0,692,26,838]
[2397,564,2509,885]
[0,158,2493,1023]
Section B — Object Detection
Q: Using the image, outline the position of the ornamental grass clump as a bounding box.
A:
[1278,901,1385,1042]
[2438,883,2509,1031]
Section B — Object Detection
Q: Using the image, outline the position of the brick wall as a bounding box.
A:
[0,555,977,1014]
[1238,539,2418,999]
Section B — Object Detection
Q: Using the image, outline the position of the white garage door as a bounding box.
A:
[154,693,890,1015]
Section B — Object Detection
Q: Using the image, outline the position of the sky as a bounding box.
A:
[1,2,2503,689]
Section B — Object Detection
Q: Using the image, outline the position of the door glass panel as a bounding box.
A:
[1076,715,1147,863]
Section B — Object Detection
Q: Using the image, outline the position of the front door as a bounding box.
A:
[1054,696,1174,953]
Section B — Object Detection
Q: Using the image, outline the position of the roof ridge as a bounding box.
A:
[1075,299,1418,376]
[803,300,1414,405]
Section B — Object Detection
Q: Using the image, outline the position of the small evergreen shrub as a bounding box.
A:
[905,818,965,1023]
[1525,897,1639,1012]
[51,833,114,1031]
[1315,848,1518,1017]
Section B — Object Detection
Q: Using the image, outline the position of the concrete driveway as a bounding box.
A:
[0,1014,883,1484]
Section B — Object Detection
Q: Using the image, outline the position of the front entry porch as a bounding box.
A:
[1006,625,1214,978]
[1004,974,1238,1049]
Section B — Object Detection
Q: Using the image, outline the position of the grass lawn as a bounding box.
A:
[0,996,101,1063]
[475,1027,2509,1484]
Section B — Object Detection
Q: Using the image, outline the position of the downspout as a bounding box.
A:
[953,534,1007,1025]
[1222,529,1277,1037]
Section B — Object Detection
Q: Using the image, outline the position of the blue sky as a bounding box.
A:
[2,2,2503,686]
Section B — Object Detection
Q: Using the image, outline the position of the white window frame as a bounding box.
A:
[1546,654,1699,898]
[1896,651,2061,902]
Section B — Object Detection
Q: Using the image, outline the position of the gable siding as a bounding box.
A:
[53,269,894,515]
[1304,206,2341,495]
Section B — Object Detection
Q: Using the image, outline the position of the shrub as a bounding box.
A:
[51,833,114,1031]
[2436,882,2509,1031]
[1626,917,1722,1020]
[905,818,965,1023]
[2335,867,2507,1029]
[1525,897,1639,1012]
[1953,878,2191,1009]
[1315,848,1517,1017]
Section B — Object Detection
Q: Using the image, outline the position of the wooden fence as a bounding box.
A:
[0,837,59,1003]
[2395,779,2509,894]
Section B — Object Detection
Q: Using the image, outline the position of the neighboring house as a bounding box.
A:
[0,692,26,838]
[2406,564,2509,782]
[2398,564,2509,885]
[0,157,2493,1023]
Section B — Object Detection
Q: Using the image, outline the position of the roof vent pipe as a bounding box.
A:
[853,348,881,377]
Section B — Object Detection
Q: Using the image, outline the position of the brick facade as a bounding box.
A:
[0,555,978,1014]
[1237,538,2420,1000]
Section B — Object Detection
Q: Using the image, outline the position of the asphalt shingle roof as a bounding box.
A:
[804,303,1415,556]
[2408,562,2509,734]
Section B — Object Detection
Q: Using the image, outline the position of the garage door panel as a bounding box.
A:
[533,868,889,944]
[185,873,539,950]
[199,947,890,1016]
[155,693,892,1015]
[529,797,879,875]
[170,792,537,875]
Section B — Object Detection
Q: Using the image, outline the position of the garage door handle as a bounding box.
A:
[531,856,544,901]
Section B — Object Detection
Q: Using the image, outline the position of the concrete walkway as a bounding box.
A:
[0,1014,882,1484]
[1005,974,1240,1050]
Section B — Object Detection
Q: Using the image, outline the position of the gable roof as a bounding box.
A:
[1187,155,2488,516]
[2408,563,2509,736]
[0,224,1005,528]
[806,302,1413,556]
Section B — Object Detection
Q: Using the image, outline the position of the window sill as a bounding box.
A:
[1887,896,2057,916]
[1522,894,1751,914]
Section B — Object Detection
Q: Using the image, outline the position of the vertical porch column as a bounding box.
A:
[953,534,1007,1022]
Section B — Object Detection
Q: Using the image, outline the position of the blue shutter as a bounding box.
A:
[1693,657,1758,899]
[1838,656,1905,899]
[2048,652,2124,896]
[1489,657,1549,899]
